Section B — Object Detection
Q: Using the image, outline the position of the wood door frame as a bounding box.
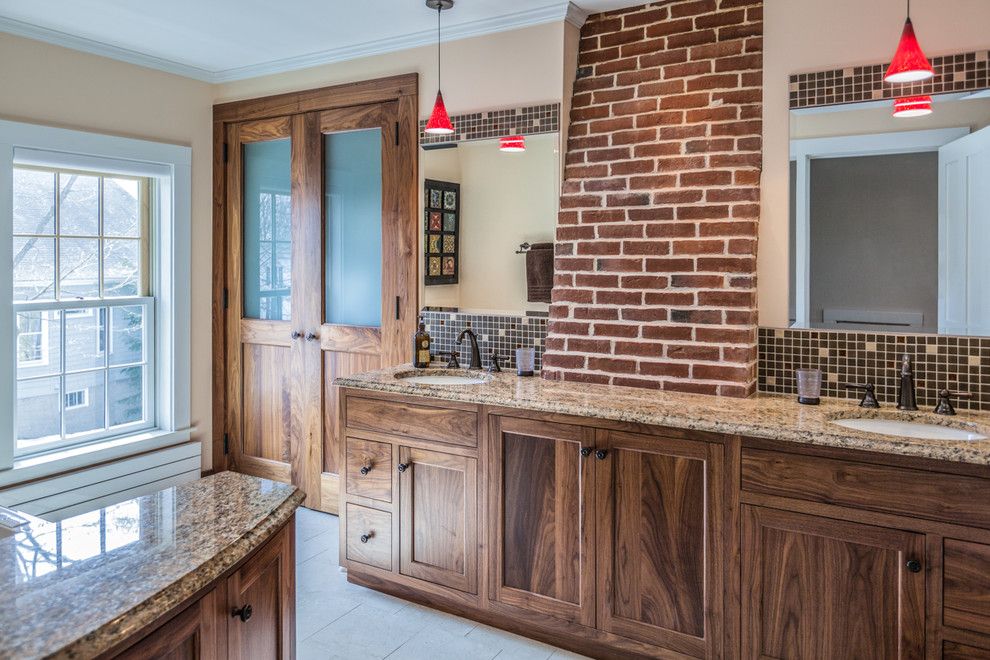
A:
[212,73,419,473]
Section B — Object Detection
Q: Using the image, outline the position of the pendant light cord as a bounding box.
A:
[436,5,442,90]
[907,0,911,19]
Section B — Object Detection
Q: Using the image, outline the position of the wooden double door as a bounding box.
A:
[216,77,419,512]
[488,416,724,658]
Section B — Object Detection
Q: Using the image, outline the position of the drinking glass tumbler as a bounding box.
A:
[796,368,822,405]
[516,347,536,377]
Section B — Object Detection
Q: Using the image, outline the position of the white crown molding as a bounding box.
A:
[0,15,216,82]
[0,1,585,84]
[565,2,591,28]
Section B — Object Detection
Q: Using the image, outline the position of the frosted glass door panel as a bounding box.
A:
[243,139,292,321]
[325,129,383,327]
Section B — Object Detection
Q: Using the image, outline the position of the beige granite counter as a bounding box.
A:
[337,365,990,467]
[0,471,303,659]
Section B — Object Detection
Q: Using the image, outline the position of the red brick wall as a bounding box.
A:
[543,0,762,397]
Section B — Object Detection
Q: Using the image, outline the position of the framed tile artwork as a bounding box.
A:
[424,179,459,285]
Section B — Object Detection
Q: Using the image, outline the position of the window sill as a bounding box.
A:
[0,428,195,489]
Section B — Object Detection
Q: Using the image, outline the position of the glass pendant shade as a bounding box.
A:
[499,135,526,152]
[893,95,933,117]
[425,91,454,135]
[884,18,934,83]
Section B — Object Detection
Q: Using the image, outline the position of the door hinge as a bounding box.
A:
[223,433,230,455]
[222,287,229,310]
[395,121,400,146]
[222,142,229,163]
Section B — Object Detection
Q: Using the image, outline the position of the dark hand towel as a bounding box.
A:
[526,242,554,303]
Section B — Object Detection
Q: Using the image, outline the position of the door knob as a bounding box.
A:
[595,449,608,460]
[305,332,319,341]
[231,604,253,622]
[359,464,372,475]
[397,463,409,473]
[290,331,302,340]
[906,559,922,573]
[580,447,592,457]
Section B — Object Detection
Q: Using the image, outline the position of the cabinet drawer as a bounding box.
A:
[741,448,990,528]
[345,396,478,448]
[345,504,392,571]
[346,438,392,502]
[944,539,990,636]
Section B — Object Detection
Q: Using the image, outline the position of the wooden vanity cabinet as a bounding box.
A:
[741,505,925,659]
[111,519,295,660]
[488,416,597,627]
[398,445,478,593]
[595,429,723,658]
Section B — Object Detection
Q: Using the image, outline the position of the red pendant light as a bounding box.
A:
[499,135,526,152]
[893,95,933,117]
[884,0,934,83]
[424,0,455,136]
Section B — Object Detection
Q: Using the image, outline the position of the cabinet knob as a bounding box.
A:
[580,447,592,457]
[359,464,372,475]
[290,331,302,340]
[906,559,922,573]
[305,332,319,341]
[397,463,409,473]
[595,449,608,460]
[231,604,253,622]
[360,532,373,544]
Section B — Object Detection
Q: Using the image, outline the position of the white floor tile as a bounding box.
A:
[294,509,590,660]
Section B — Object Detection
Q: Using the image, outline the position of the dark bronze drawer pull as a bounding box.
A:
[360,532,374,544]
[231,604,253,622]
[397,463,409,473]
[359,464,372,475]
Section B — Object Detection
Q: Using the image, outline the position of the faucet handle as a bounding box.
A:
[438,351,459,369]
[487,350,502,373]
[934,389,971,416]
[842,383,880,409]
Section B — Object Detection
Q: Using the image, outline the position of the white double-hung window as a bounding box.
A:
[0,120,191,472]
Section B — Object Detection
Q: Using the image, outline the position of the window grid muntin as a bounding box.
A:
[12,163,154,458]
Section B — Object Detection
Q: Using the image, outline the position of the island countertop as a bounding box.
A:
[336,365,990,468]
[0,471,303,660]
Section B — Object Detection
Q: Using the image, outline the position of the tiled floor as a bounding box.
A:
[294,507,589,660]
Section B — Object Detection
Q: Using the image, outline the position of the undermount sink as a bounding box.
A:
[830,417,988,442]
[396,370,491,386]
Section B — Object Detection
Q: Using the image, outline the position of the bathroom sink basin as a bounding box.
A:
[396,370,491,386]
[830,418,987,441]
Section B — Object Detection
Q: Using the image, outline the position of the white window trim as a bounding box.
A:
[0,119,192,474]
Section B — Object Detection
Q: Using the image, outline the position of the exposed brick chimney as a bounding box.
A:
[543,0,763,397]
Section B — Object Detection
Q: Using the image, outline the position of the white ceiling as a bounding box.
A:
[0,0,645,83]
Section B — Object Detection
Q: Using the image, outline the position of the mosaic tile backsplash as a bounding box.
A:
[419,103,560,147]
[789,50,989,109]
[421,309,548,371]
[758,328,990,412]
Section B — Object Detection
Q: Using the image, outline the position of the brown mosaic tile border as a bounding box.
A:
[419,103,560,146]
[758,327,990,411]
[789,50,989,109]
[421,309,548,371]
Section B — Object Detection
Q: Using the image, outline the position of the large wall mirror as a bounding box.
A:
[789,89,990,335]
[420,132,559,316]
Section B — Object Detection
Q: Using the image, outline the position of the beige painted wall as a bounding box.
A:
[791,97,990,139]
[0,32,216,468]
[214,22,568,117]
[760,0,990,327]
[422,133,559,314]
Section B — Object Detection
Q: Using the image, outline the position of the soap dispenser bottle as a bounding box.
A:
[413,317,431,368]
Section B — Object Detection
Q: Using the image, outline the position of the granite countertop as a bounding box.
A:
[0,471,304,660]
[337,365,990,467]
